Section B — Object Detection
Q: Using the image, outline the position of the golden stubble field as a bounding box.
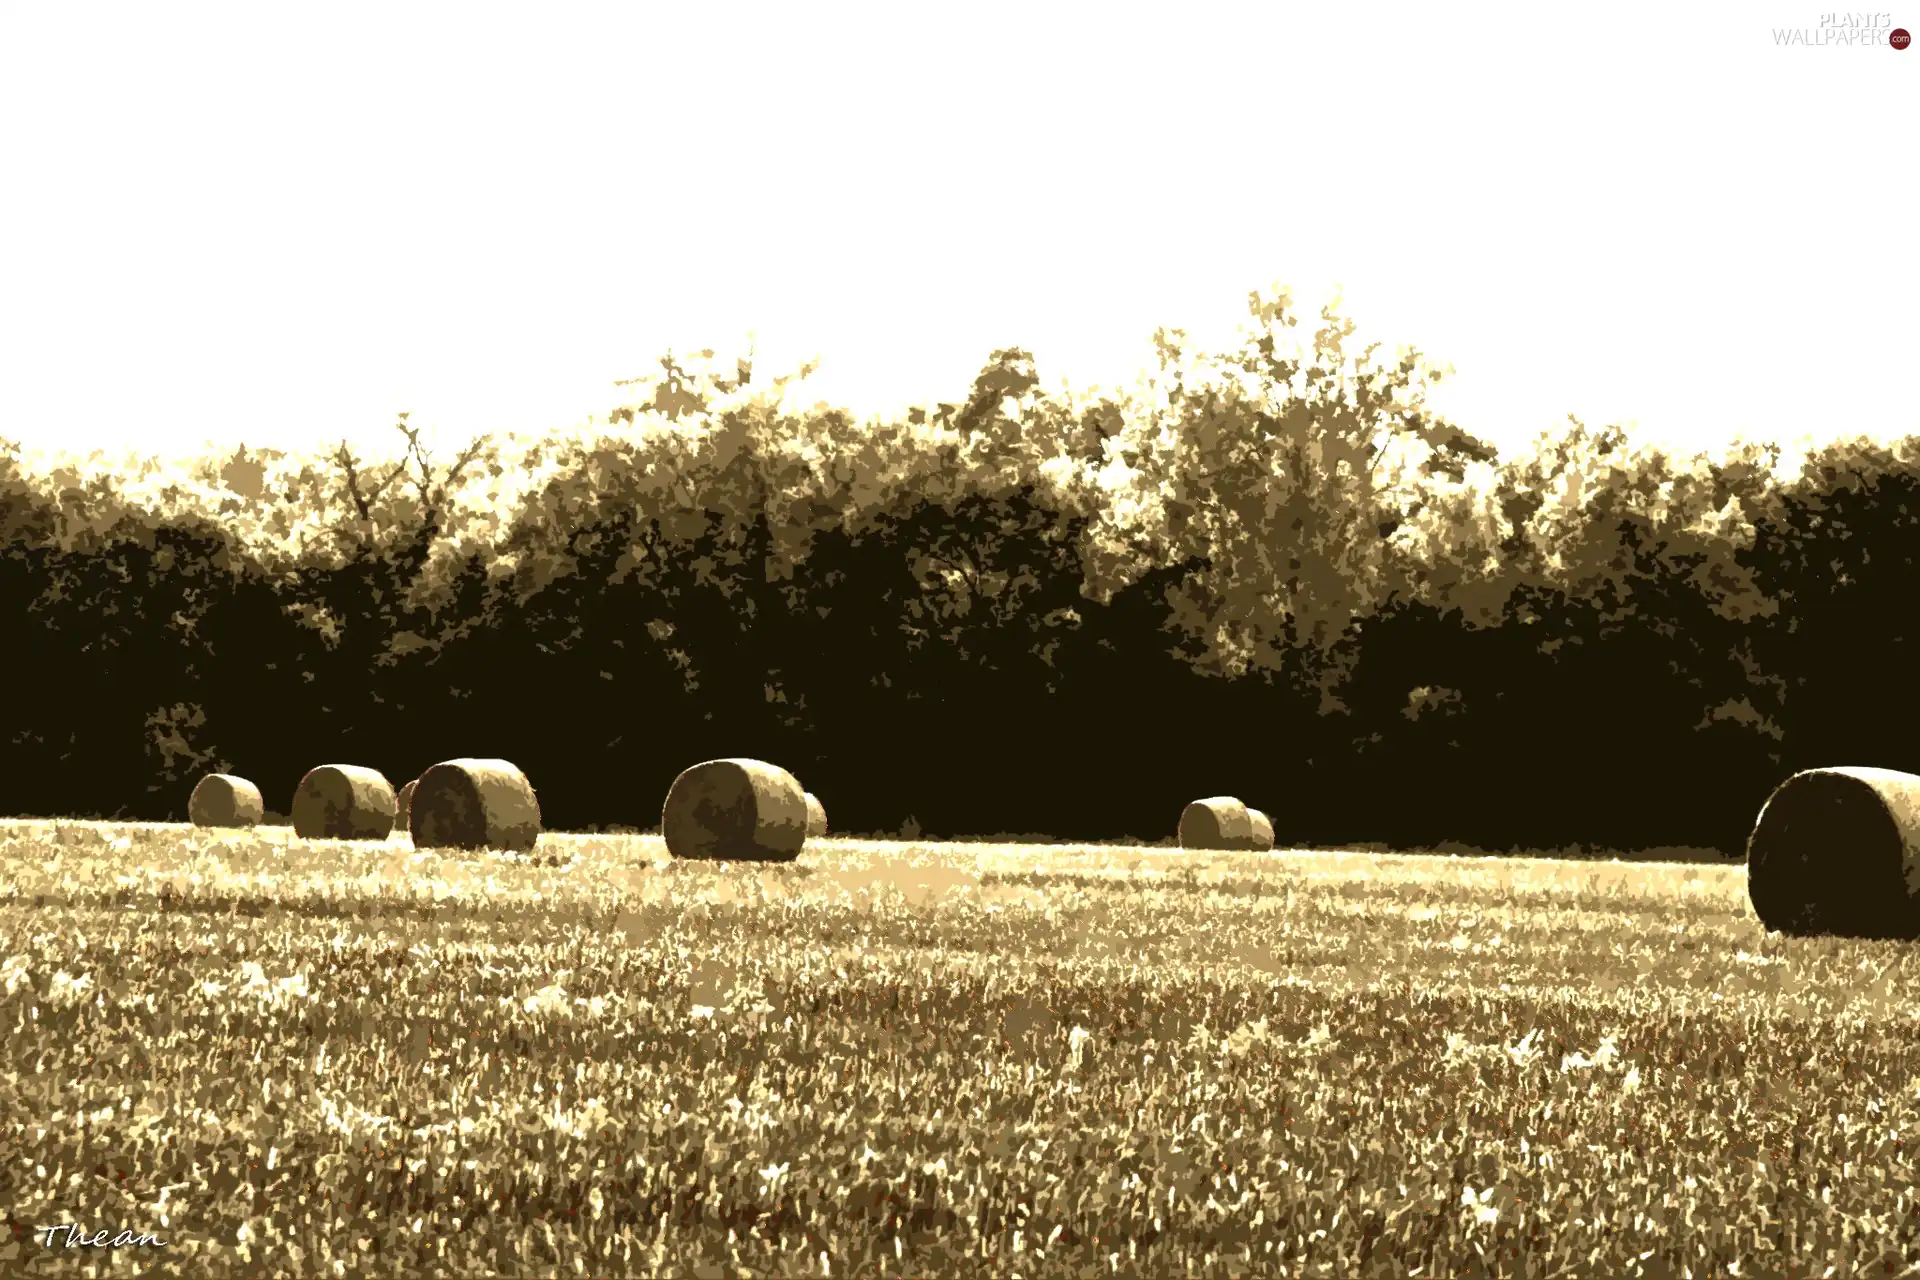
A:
[2,819,1917,1279]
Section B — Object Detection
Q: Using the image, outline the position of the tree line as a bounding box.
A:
[5,285,1912,855]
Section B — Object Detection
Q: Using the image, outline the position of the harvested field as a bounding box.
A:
[0,818,1902,1278]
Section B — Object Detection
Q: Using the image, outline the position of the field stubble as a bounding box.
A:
[1,819,1916,1278]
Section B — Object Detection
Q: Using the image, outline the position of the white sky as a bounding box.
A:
[1,3,1913,474]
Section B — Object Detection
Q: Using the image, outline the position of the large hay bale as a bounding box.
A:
[663,758,807,862]
[291,765,397,840]
[1748,766,1920,939]
[395,778,419,830]
[804,791,828,840]
[1179,796,1256,851]
[409,759,542,853]
[1247,807,1275,852]
[188,774,264,829]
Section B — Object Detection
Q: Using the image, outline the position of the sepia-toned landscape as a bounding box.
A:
[4,5,1916,1277]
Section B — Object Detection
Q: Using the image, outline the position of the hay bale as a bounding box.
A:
[1748,766,1920,939]
[663,758,807,862]
[291,765,397,840]
[804,791,828,840]
[188,774,264,828]
[1247,807,1275,852]
[395,778,419,830]
[1179,796,1256,851]
[409,759,542,853]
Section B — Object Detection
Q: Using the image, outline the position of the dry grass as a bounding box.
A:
[289,764,397,841]
[5,820,1913,1278]
[186,774,264,829]
[409,758,541,854]
[662,758,808,862]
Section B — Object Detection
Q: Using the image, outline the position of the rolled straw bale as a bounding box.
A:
[188,774,264,829]
[804,791,828,840]
[1247,807,1275,852]
[395,779,419,830]
[663,758,807,862]
[1178,796,1256,852]
[409,759,542,853]
[1748,766,1920,939]
[291,765,397,840]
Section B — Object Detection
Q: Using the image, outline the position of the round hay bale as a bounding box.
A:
[188,774,264,829]
[1179,796,1255,852]
[804,791,828,840]
[663,758,807,862]
[1247,807,1275,852]
[1748,766,1920,939]
[409,759,542,854]
[291,765,397,841]
[395,778,419,830]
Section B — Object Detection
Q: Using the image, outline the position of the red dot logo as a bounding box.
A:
[1893,28,1912,48]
